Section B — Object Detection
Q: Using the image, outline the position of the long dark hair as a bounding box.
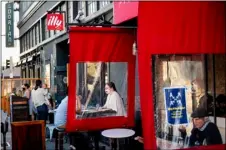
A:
[106,82,117,92]
[34,80,42,90]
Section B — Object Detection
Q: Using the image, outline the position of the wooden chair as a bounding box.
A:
[11,121,46,150]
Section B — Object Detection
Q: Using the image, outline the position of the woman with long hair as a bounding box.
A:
[31,80,49,121]
[102,82,126,116]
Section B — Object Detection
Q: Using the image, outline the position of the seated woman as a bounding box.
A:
[101,82,126,116]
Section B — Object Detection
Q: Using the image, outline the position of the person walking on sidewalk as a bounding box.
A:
[31,80,49,122]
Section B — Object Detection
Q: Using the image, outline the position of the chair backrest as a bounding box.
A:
[11,120,46,150]
[11,95,29,122]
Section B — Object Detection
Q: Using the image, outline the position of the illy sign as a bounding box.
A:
[47,13,64,30]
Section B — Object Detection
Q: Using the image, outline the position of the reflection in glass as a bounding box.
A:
[153,54,226,149]
[76,62,128,119]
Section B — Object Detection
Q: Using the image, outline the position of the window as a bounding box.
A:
[67,1,72,23]
[21,1,33,13]
[29,30,32,48]
[26,33,29,50]
[35,23,40,44]
[152,54,226,149]
[20,36,23,53]
[87,1,97,16]
[32,27,35,47]
[24,35,26,51]
[42,17,50,40]
[78,1,86,17]
[76,62,128,119]
[99,1,110,9]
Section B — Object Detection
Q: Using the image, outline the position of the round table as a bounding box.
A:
[101,128,135,150]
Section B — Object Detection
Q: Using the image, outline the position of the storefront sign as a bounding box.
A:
[47,13,64,30]
[164,87,188,125]
[113,1,138,24]
[5,2,14,47]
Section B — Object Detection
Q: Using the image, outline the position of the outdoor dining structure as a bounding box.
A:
[66,1,225,150]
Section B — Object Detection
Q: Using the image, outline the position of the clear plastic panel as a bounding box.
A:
[75,62,128,119]
[153,54,226,149]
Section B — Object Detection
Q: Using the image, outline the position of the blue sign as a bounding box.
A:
[164,87,188,125]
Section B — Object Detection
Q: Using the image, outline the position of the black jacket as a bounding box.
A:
[189,122,223,146]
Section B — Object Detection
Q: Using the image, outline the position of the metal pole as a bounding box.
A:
[212,55,216,124]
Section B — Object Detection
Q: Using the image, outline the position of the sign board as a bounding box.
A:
[164,87,188,125]
[47,13,64,30]
[113,1,138,24]
[5,2,14,47]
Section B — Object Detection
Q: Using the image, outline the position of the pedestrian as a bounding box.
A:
[31,80,49,122]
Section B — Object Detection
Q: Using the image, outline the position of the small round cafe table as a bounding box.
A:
[101,128,135,150]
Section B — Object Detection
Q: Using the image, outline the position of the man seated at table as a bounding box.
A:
[54,89,92,150]
[135,107,223,148]
[54,94,81,127]
[179,107,223,147]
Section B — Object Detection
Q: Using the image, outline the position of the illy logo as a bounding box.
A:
[47,13,64,30]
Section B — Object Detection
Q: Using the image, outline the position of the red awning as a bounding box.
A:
[138,2,225,55]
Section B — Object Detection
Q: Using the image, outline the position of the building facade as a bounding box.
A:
[17,1,113,103]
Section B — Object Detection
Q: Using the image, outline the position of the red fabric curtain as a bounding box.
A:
[138,2,225,150]
[67,27,136,131]
[138,2,225,55]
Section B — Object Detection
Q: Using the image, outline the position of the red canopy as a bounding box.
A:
[67,27,136,131]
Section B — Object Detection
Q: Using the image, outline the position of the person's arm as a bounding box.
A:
[109,93,118,112]
[189,128,199,147]
[76,97,81,114]
[206,123,223,145]
[134,136,144,143]
[25,90,30,99]
[102,95,109,109]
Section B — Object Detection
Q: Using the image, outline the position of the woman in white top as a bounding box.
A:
[31,80,49,121]
[102,82,126,116]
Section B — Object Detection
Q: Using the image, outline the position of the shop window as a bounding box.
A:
[76,62,128,119]
[152,54,225,149]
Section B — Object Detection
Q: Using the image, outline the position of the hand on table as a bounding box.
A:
[134,136,144,143]
[178,125,186,132]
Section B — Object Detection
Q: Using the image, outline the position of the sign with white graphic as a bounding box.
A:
[47,13,64,30]
[164,87,188,125]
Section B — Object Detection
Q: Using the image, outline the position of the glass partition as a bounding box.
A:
[152,54,226,149]
[75,62,128,119]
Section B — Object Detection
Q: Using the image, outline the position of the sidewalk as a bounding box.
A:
[0,110,71,150]
[1,110,110,150]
